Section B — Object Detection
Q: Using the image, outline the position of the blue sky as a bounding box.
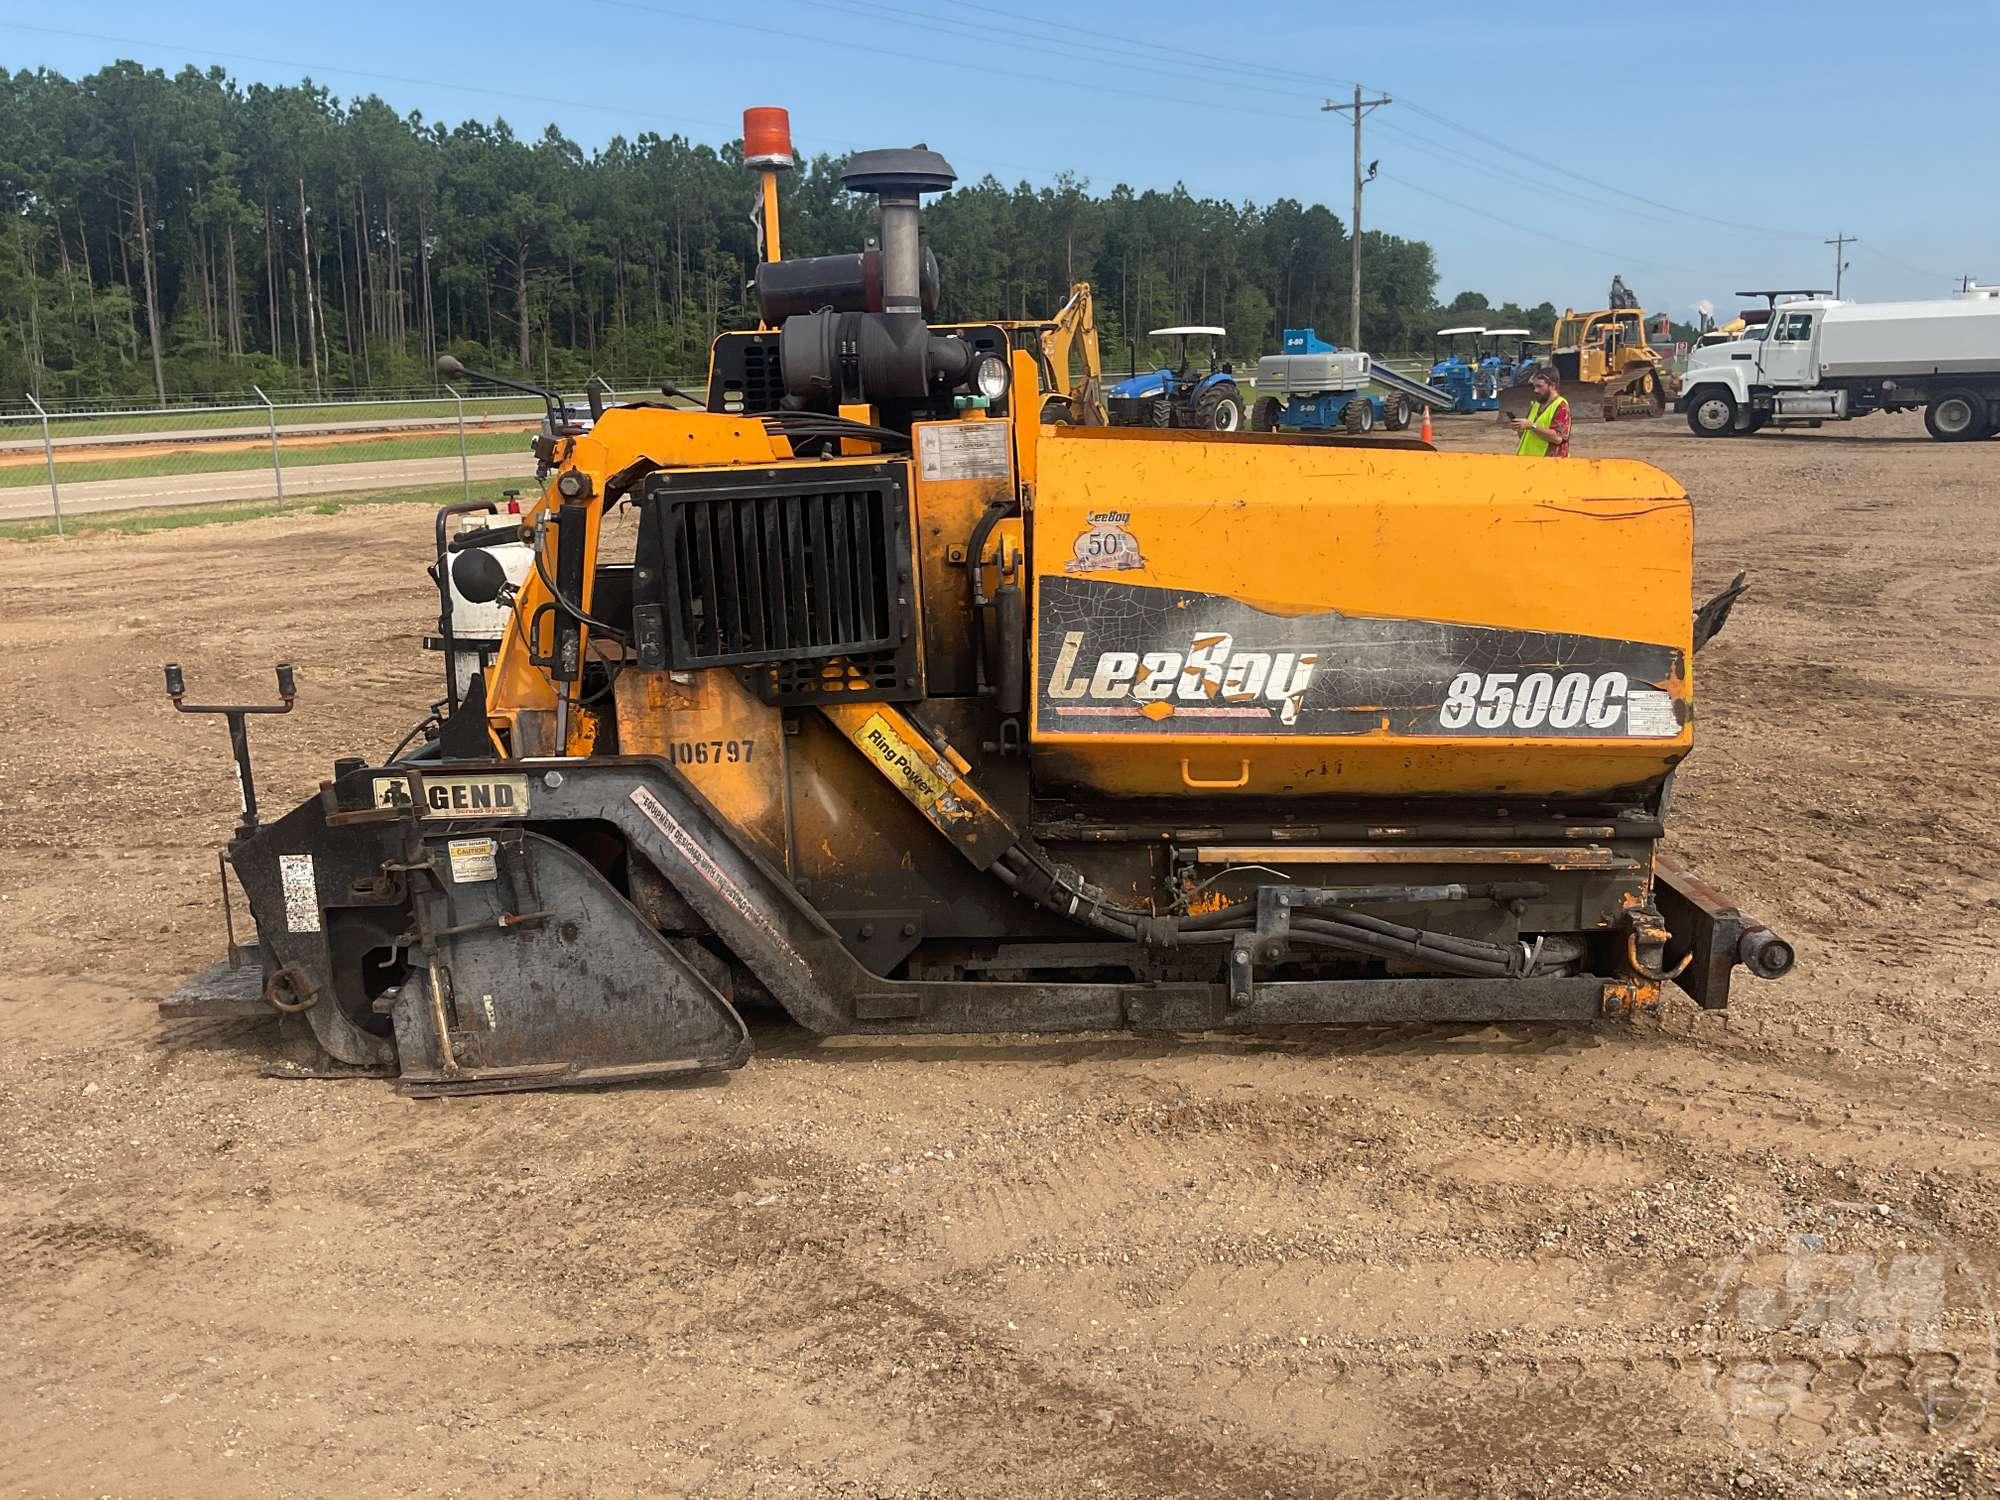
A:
[5,1,1992,327]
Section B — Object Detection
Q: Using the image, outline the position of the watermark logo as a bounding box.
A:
[1704,1202,1995,1493]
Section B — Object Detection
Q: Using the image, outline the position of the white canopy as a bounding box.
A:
[1435,325,1487,336]
[1483,327,1531,337]
[1148,325,1227,337]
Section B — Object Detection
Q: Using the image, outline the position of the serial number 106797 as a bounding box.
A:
[665,738,756,766]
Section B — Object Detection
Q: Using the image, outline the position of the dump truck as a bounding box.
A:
[1501,280,1679,422]
[1680,291,2000,440]
[159,111,1792,1095]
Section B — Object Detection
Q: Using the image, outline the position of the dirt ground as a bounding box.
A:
[2,410,1996,1498]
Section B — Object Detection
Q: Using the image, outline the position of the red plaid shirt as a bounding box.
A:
[1534,395,1571,457]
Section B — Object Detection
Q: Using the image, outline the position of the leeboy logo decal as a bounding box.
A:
[1035,576,1687,740]
[1047,629,1318,725]
[1064,511,1145,574]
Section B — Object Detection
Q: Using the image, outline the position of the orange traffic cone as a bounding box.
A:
[1419,405,1434,445]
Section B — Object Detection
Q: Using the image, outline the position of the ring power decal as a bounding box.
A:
[1064,511,1146,574]
[856,712,954,807]
[1037,575,1684,739]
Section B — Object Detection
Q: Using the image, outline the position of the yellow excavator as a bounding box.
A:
[976,281,1105,426]
[1501,277,1680,422]
[157,113,1790,1095]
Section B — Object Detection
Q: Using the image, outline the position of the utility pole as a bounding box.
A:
[1324,86,1391,350]
[1825,233,1857,298]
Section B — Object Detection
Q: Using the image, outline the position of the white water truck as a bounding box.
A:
[1680,289,2000,440]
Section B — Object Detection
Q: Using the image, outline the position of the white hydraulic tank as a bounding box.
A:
[441,510,533,699]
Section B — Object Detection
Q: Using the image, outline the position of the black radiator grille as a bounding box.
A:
[705,331,785,415]
[737,339,783,413]
[657,474,906,669]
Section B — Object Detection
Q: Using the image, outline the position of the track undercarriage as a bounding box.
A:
[166,751,1792,1096]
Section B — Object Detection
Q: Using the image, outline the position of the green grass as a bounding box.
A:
[0,479,517,541]
[12,395,546,439]
[0,429,533,489]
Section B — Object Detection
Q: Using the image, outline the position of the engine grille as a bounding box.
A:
[634,465,919,703]
[1106,394,1160,427]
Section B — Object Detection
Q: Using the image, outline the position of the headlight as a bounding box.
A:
[974,356,1008,401]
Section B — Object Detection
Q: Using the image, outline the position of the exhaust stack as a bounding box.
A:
[839,148,955,314]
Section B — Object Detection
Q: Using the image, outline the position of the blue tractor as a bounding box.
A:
[1426,325,1501,414]
[1105,325,1246,431]
[1480,327,1535,388]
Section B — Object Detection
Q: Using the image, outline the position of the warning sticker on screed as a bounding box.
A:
[627,786,803,969]
[279,853,320,933]
[919,422,1010,482]
[1623,688,1681,738]
[447,837,498,883]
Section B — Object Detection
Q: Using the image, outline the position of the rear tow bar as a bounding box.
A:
[1655,852,1796,1008]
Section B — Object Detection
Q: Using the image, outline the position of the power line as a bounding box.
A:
[1371,118,1689,231]
[1393,95,1815,241]
[1856,242,1955,286]
[0,19,1059,180]
[0,21,736,135]
[788,0,1336,104]
[785,0,1840,255]
[1376,173,1706,279]
[20,9,1983,301]
[827,0,1363,96]
[580,0,1312,123]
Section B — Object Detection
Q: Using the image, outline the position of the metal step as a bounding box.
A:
[160,958,268,1019]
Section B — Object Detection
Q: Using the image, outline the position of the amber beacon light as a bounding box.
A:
[744,106,793,265]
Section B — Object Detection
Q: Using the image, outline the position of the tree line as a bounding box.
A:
[1,60,1582,407]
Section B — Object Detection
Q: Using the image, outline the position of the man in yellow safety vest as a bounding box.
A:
[1509,369,1571,457]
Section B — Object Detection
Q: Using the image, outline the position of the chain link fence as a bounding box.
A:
[0,383,691,535]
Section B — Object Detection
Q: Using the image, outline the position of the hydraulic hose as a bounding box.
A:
[990,842,1554,978]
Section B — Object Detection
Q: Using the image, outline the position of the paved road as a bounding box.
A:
[0,411,541,454]
[0,452,540,522]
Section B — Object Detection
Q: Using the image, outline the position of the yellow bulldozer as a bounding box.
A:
[1501,277,1681,422]
[158,113,1789,1094]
